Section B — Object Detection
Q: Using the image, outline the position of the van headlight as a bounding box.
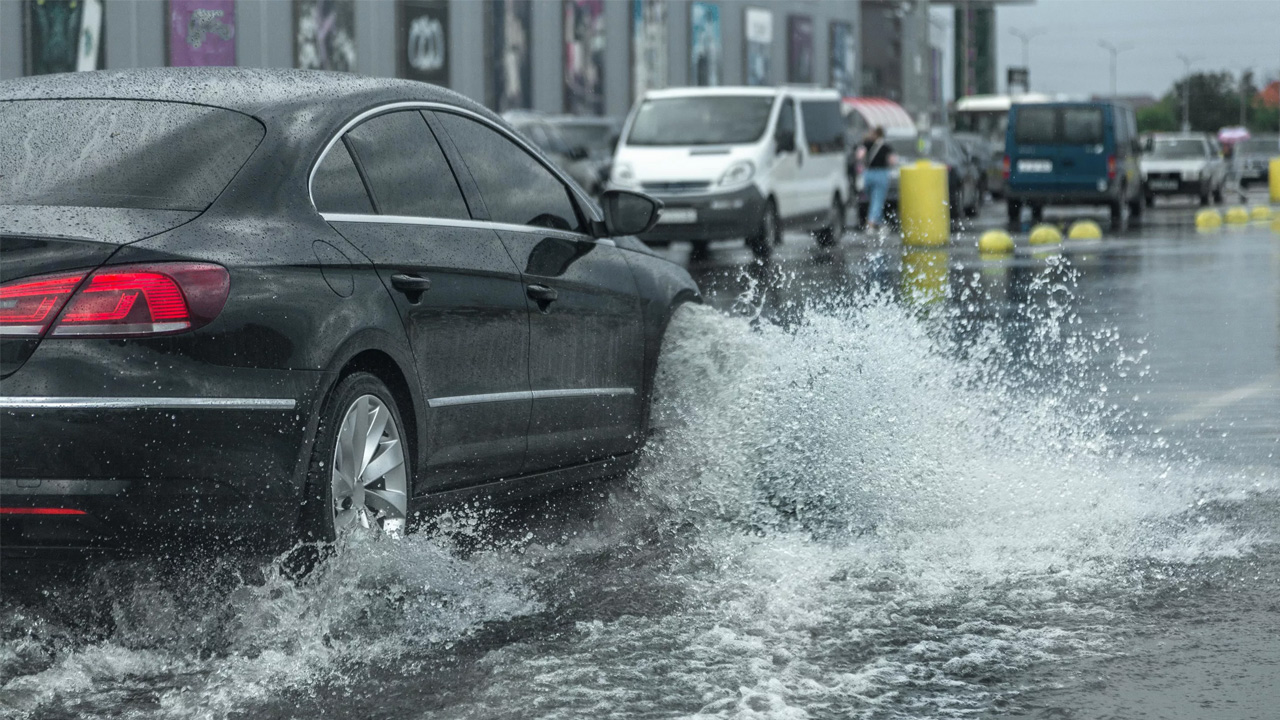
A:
[611,162,639,188]
[717,161,755,188]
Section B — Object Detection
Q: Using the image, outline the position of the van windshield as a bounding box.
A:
[627,96,775,146]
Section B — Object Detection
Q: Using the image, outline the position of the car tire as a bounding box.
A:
[1212,184,1224,204]
[690,241,711,261]
[1128,192,1144,220]
[1030,203,1045,223]
[1144,194,1154,208]
[300,372,410,544]
[815,195,844,247]
[747,200,778,260]
[1199,189,1210,206]
[1006,199,1022,224]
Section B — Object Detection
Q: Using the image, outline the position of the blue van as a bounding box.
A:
[1004,101,1143,228]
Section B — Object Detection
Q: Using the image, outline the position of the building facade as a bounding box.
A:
[1,0,864,118]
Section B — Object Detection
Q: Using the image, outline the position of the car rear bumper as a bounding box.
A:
[1006,185,1122,205]
[636,185,767,244]
[0,342,328,555]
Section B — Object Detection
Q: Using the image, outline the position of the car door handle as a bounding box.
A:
[390,273,432,293]
[526,284,558,303]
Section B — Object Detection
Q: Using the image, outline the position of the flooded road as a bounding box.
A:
[2,195,1277,719]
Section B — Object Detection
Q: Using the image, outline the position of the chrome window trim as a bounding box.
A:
[0,397,297,410]
[426,387,634,409]
[320,212,593,243]
[307,100,602,226]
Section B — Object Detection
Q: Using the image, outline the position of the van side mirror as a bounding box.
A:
[598,189,662,237]
[775,128,796,153]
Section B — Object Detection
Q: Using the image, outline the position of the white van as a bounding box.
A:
[609,86,850,258]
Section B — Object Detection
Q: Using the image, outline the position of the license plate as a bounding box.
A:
[1017,159,1052,173]
[1149,179,1178,190]
[658,208,697,224]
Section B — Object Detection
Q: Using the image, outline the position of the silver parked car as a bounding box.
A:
[1233,134,1278,188]
[1141,133,1228,206]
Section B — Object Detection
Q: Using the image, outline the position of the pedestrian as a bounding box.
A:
[861,126,895,232]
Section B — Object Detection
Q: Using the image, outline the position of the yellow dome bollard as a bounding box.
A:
[978,229,1014,254]
[1067,219,1103,240]
[899,160,950,247]
[1225,206,1250,225]
[1250,205,1273,222]
[1195,208,1222,231]
[1028,224,1063,245]
[1272,216,1280,235]
[1270,157,1280,204]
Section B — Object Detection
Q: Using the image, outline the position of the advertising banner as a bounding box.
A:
[399,0,449,84]
[168,0,235,67]
[690,2,721,87]
[564,0,605,115]
[787,15,814,83]
[295,0,357,72]
[487,0,532,111]
[829,20,856,97]
[744,7,772,87]
[632,0,667,99]
[23,0,104,76]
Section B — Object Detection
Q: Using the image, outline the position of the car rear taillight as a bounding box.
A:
[1002,155,1011,179]
[0,263,229,339]
[1107,156,1117,180]
[0,507,87,516]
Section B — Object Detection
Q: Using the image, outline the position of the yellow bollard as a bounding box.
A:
[899,160,950,247]
[1250,205,1273,222]
[1271,157,1280,204]
[1067,219,1103,240]
[1195,208,1222,231]
[1028,224,1063,245]
[1225,206,1250,225]
[978,229,1014,254]
[902,250,949,305]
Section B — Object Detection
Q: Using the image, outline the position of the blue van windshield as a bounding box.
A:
[1014,106,1104,145]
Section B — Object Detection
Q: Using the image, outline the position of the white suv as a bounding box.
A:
[610,86,850,258]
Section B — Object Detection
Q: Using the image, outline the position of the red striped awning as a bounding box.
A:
[841,97,916,132]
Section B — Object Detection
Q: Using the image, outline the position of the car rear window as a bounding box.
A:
[1014,107,1057,145]
[0,99,264,211]
[1014,106,1106,146]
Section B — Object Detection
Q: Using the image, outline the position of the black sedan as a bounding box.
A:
[0,68,698,556]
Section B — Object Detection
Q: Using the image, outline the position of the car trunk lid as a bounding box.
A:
[0,206,199,377]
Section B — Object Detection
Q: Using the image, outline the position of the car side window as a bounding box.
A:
[344,110,470,219]
[777,98,796,140]
[436,112,583,233]
[312,139,374,214]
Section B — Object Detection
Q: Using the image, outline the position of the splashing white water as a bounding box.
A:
[2,294,1270,720]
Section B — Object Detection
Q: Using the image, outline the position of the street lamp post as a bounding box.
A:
[1176,53,1201,132]
[1008,27,1046,92]
[1099,41,1133,99]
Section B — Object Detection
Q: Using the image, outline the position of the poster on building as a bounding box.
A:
[631,0,666,100]
[295,0,356,71]
[689,2,721,87]
[23,0,105,76]
[564,0,605,115]
[787,15,814,83]
[168,0,235,67]
[743,7,772,87]
[828,20,855,97]
[486,0,532,112]
[399,0,449,84]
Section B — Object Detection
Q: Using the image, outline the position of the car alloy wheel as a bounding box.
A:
[331,393,407,536]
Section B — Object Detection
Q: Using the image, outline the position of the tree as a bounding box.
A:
[1137,100,1178,133]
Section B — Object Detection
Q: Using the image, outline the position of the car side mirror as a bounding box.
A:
[775,128,796,153]
[598,189,662,237]
[568,145,589,161]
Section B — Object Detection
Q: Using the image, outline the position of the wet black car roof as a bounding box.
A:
[0,67,496,139]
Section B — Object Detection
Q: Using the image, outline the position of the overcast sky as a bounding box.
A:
[933,0,1280,99]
